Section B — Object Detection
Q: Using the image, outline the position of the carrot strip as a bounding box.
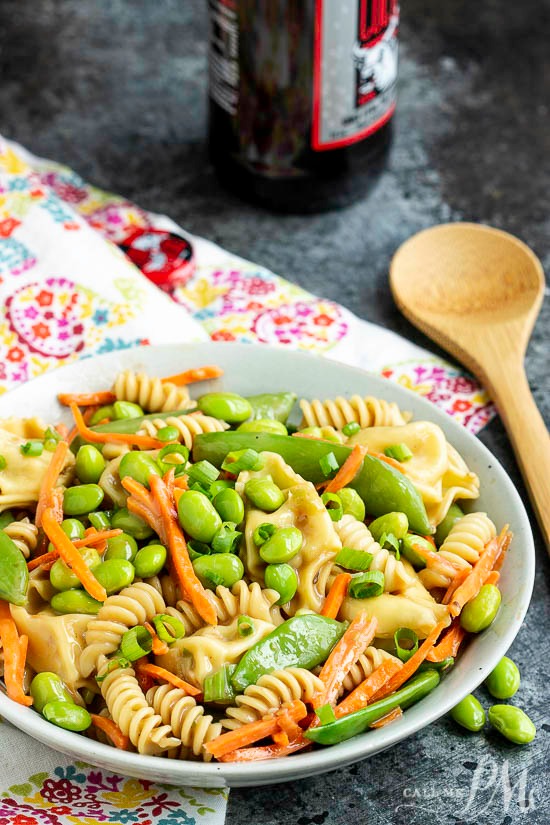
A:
[370,619,448,702]
[485,570,500,586]
[58,391,116,406]
[90,714,131,750]
[0,602,33,706]
[325,445,368,493]
[422,535,437,548]
[27,550,59,571]
[334,658,402,718]
[271,729,289,748]
[370,706,403,728]
[218,734,310,762]
[73,529,123,548]
[314,613,378,709]
[134,662,201,697]
[205,700,307,759]
[441,568,469,605]
[411,543,460,578]
[54,423,70,440]
[41,508,107,602]
[35,440,69,528]
[426,619,466,662]
[320,573,352,619]
[368,450,406,474]
[448,533,510,618]
[161,366,224,386]
[144,621,170,656]
[492,529,513,572]
[69,403,165,450]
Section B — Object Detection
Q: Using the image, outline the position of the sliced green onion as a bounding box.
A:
[187,540,210,561]
[0,455,6,471]
[315,703,337,726]
[174,463,190,478]
[95,656,132,682]
[342,421,361,437]
[348,570,385,599]
[210,479,235,496]
[88,511,112,530]
[253,522,276,546]
[120,626,153,661]
[188,460,220,488]
[378,531,400,558]
[157,443,189,474]
[152,613,185,644]
[204,570,224,588]
[221,449,263,474]
[319,452,339,477]
[211,522,242,554]
[237,615,255,637]
[384,443,413,462]
[321,492,343,522]
[156,425,180,442]
[189,481,213,497]
[334,547,374,571]
[20,441,43,457]
[43,427,62,452]
[394,627,419,662]
[203,664,237,703]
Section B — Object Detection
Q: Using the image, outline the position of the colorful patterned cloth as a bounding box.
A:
[0,135,496,824]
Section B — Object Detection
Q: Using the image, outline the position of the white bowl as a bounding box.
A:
[0,343,534,787]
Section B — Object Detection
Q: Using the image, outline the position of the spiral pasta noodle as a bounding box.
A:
[340,646,402,694]
[80,583,166,677]
[112,370,194,414]
[419,512,497,590]
[299,395,410,430]
[100,442,131,461]
[146,684,222,760]
[137,414,228,448]
[167,581,283,635]
[221,668,324,730]
[99,661,180,755]
[2,517,38,559]
[144,574,181,607]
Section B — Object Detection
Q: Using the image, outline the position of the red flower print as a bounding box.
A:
[274,315,292,326]
[211,330,236,341]
[36,290,53,307]
[6,346,25,363]
[452,399,471,413]
[0,218,20,237]
[313,314,334,327]
[41,778,81,804]
[246,301,263,311]
[12,816,38,825]
[32,322,50,340]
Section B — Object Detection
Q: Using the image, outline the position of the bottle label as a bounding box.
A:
[312,0,399,150]
[208,0,239,116]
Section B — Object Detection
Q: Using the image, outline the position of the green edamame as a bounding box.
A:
[63,484,104,516]
[113,400,144,420]
[485,657,521,699]
[244,477,285,512]
[47,518,86,554]
[245,392,296,423]
[488,705,536,744]
[237,419,288,435]
[450,694,486,732]
[460,584,501,633]
[133,544,167,578]
[434,503,464,546]
[119,451,161,489]
[212,487,245,524]
[209,479,235,497]
[264,563,298,605]
[193,553,244,590]
[337,488,365,522]
[75,445,106,484]
[400,534,430,569]
[88,511,111,531]
[50,589,103,614]
[50,546,102,591]
[111,507,154,539]
[93,559,135,595]
[178,490,222,543]
[104,532,138,562]
[43,699,92,732]
[259,527,302,564]
[197,393,252,424]
[0,531,29,605]
[369,511,409,542]
[30,672,72,713]
[89,404,114,426]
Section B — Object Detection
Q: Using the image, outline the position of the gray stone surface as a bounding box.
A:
[0,1,548,823]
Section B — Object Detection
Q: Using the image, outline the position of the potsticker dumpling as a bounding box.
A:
[340,592,450,639]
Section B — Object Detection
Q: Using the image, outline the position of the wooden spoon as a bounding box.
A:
[390,222,549,550]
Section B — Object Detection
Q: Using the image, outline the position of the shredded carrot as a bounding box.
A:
[485,570,500,586]
[426,619,466,661]
[314,613,378,709]
[492,528,513,572]
[73,529,123,549]
[0,601,32,706]
[58,391,117,406]
[441,568,469,605]
[134,662,201,697]
[90,714,131,750]
[41,508,107,602]
[205,700,307,759]
[27,549,58,571]
[271,729,290,748]
[54,422,70,440]
[422,535,436,548]
[335,658,402,718]
[325,445,368,493]
[368,450,406,473]
[370,706,403,728]
[69,402,165,450]
[35,440,69,528]
[144,621,170,656]
[218,734,310,762]
[161,366,224,386]
[411,543,460,578]
[276,708,304,741]
[370,619,448,702]
[320,572,352,619]
[448,532,511,618]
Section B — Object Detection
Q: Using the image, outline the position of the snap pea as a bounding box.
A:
[193,553,244,590]
[259,527,302,564]
[418,656,454,673]
[197,393,252,424]
[111,507,154,539]
[460,584,501,633]
[337,488,365,522]
[104,532,138,562]
[75,445,106,484]
[50,589,103,614]
[50,546,102,591]
[43,700,92,732]
[212,488,245,524]
[113,400,144,420]
[264,563,298,605]
[30,672,72,713]
[245,392,297,423]
[305,670,440,745]
[63,484,104,516]
[93,559,135,595]
[232,614,347,692]
[244,478,285,512]
[0,510,15,530]
[434,503,465,546]
[119,451,161,489]
[0,530,29,605]
[369,512,409,542]
[178,490,222,543]
[193,432,432,534]
[69,408,192,453]
[89,404,114,426]
[485,657,520,699]
[488,705,536,744]
[133,544,167,578]
[237,419,288,435]
[450,694,486,732]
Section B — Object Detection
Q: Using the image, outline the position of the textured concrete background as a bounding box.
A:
[1,1,549,823]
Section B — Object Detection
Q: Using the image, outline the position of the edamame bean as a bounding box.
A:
[193,553,244,589]
[63,484,104,516]
[113,400,144,420]
[209,479,235,497]
[460,584,501,633]
[75,445,106,484]
[488,705,536,744]
[337,488,366,522]
[369,511,409,542]
[450,694,486,732]
[93,559,135,595]
[111,507,154,539]
[264,563,298,605]
[50,590,103,614]
[178,490,222,543]
[43,699,91,731]
[244,478,285,512]
[30,672,72,713]
[133,544,167,578]
[104,532,138,562]
[50,546,102,591]
[237,419,288,435]
[259,527,303,564]
[400,534,430,569]
[89,404,114,426]
[197,393,252,424]
[47,517,86,554]
[212,488,245,524]
[485,657,521,699]
[88,511,111,531]
[119,451,161,489]
[435,503,464,546]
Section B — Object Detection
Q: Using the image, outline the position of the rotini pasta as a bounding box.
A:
[340,646,403,694]
[146,684,222,760]
[299,395,410,430]
[2,517,39,559]
[137,414,228,448]
[112,370,194,414]
[419,512,497,590]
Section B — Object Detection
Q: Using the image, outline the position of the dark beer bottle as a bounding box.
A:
[208,0,399,212]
